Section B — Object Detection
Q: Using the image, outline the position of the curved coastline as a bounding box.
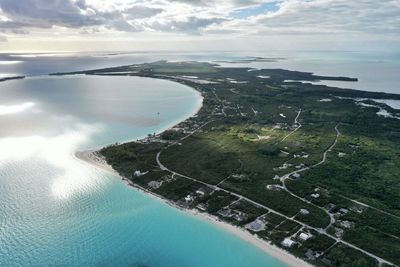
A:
[74,77,311,267]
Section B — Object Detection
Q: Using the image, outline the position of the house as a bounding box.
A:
[196,189,206,196]
[134,170,148,177]
[300,209,310,215]
[162,175,174,182]
[295,163,305,169]
[278,162,292,170]
[245,219,265,232]
[299,232,312,241]
[311,193,320,199]
[267,185,282,191]
[184,195,194,203]
[218,208,232,217]
[304,249,320,261]
[148,180,162,189]
[233,211,247,222]
[350,206,364,214]
[134,170,142,177]
[196,203,207,211]
[340,220,353,229]
[281,238,295,248]
[339,208,349,214]
[334,227,344,238]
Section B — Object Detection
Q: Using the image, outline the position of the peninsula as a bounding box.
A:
[60,61,400,267]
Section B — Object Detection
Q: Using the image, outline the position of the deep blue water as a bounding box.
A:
[0,75,287,266]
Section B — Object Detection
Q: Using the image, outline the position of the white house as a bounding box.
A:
[184,195,194,203]
[299,232,312,241]
[282,238,295,248]
[300,209,310,215]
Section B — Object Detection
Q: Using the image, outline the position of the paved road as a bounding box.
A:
[155,121,395,266]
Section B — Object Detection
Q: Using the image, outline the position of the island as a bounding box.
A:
[57,61,399,267]
[0,76,25,82]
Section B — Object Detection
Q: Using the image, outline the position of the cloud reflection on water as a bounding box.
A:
[0,120,106,200]
[0,102,35,115]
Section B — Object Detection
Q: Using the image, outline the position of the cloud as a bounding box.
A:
[146,16,226,33]
[251,0,400,35]
[0,0,399,41]
[170,0,266,7]
[0,0,102,28]
[0,0,138,32]
[123,5,164,19]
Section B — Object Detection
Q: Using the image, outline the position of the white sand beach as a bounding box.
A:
[75,150,312,267]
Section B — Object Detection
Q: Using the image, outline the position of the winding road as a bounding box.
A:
[155,120,395,266]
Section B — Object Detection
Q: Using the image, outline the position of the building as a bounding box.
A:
[339,208,349,214]
[196,203,207,211]
[233,211,247,222]
[311,193,320,199]
[300,209,310,215]
[340,220,353,229]
[267,184,282,191]
[218,208,232,217]
[281,238,295,248]
[184,195,194,203]
[305,249,320,261]
[334,227,344,238]
[245,219,265,232]
[296,163,305,169]
[196,189,206,196]
[134,170,148,177]
[148,180,162,189]
[299,232,312,241]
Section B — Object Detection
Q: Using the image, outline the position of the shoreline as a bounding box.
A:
[73,74,311,267]
[75,150,312,267]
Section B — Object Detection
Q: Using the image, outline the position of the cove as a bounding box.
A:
[0,75,287,267]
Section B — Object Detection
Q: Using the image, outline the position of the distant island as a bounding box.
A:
[58,61,399,267]
[213,56,287,64]
[0,76,25,82]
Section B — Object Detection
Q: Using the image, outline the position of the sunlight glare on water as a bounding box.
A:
[0,102,35,115]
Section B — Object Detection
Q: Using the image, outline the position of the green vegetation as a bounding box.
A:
[317,243,378,267]
[69,61,400,266]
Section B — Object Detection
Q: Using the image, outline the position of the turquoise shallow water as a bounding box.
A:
[0,75,287,266]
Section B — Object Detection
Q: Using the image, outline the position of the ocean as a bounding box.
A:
[0,74,286,266]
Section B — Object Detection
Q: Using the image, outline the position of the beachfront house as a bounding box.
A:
[148,180,163,189]
[245,219,265,232]
[281,238,295,248]
[184,195,194,203]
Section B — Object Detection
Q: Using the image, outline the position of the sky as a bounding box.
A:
[0,0,399,52]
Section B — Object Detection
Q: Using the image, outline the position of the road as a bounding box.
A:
[155,121,395,266]
[281,109,302,142]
